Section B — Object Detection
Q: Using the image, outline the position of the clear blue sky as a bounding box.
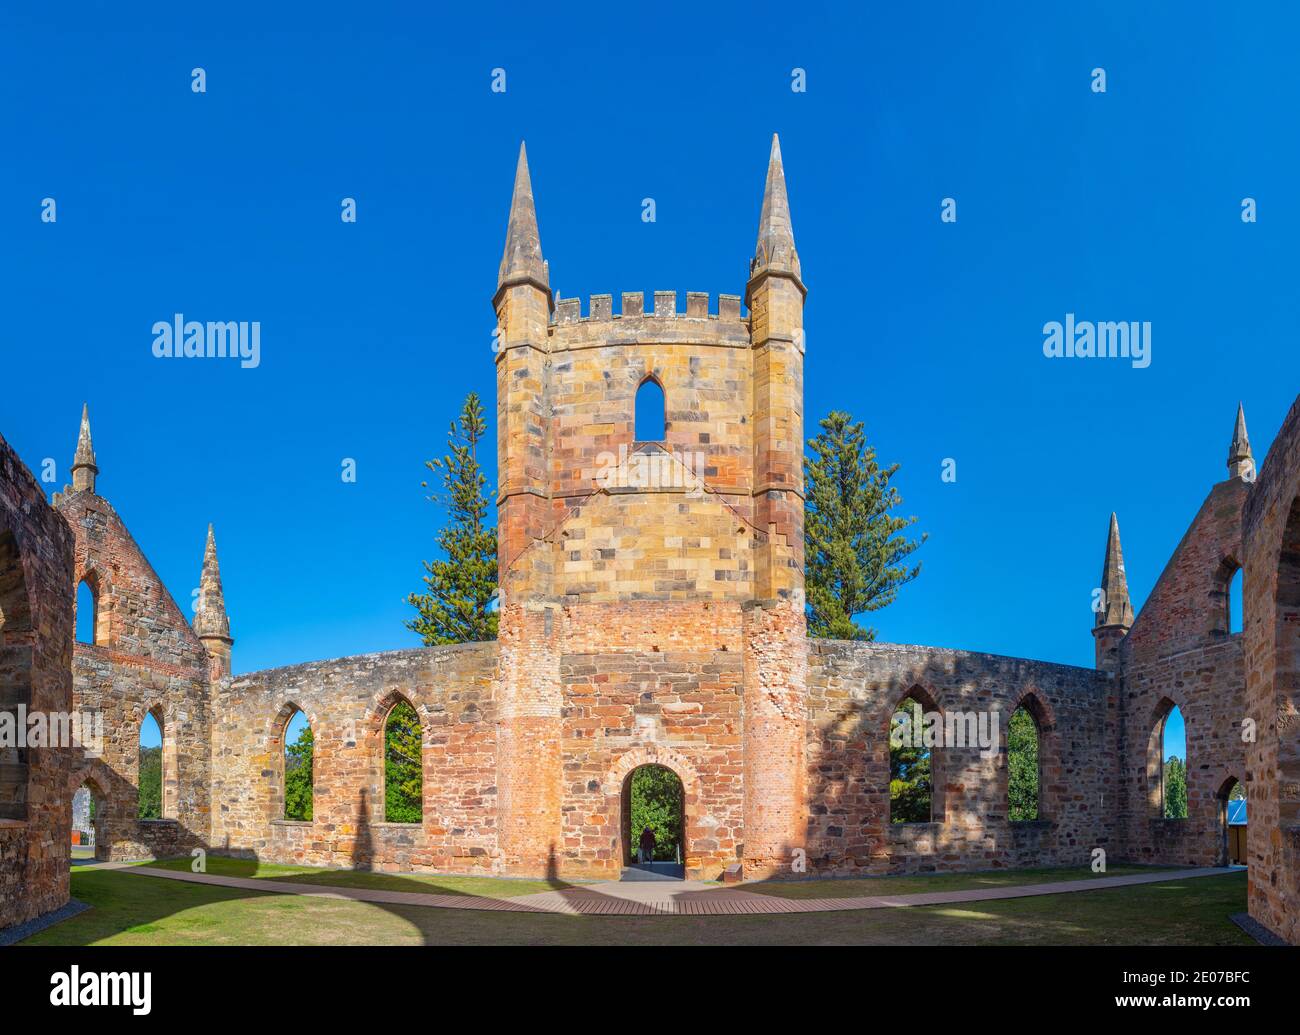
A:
[5,2,1297,675]
[1164,707,1186,763]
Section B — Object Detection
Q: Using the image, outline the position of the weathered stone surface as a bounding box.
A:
[1242,396,1300,944]
[213,645,499,873]
[58,475,212,863]
[806,641,1113,875]
[0,431,74,930]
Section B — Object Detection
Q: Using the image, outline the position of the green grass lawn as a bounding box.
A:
[136,856,1177,903]
[738,864,1181,899]
[20,866,1252,946]
[134,855,577,899]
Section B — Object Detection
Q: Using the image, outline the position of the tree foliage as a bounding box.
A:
[889,698,932,823]
[384,700,423,824]
[137,746,161,820]
[407,392,499,646]
[1164,755,1188,820]
[284,722,314,821]
[628,765,682,862]
[1007,707,1039,822]
[804,411,926,640]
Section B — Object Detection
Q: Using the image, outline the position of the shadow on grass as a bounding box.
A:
[23,867,1252,947]
[30,841,592,946]
[735,863,1194,900]
[134,854,578,899]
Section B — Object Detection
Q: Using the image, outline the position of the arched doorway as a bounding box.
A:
[71,779,108,863]
[1218,776,1247,866]
[621,764,684,880]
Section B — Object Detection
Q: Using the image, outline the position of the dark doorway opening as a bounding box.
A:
[621,764,684,880]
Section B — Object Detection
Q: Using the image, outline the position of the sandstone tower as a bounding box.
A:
[492,136,807,878]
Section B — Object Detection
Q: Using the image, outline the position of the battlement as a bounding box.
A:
[548,292,750,349]
[551,291,747,325]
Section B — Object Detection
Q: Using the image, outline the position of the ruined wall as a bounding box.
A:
[0,433,75,929]
[212,644,500,874]
[1118,478,1250,867]
[57,490,213,861]
[1242,396,1300,943]
[806,641,1115,875]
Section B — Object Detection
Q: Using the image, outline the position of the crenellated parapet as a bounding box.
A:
[549,292,749,349]
[552,291,745,323]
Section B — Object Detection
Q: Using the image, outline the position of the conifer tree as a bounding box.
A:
[384,700,423,823]
[1007,707,1040,821]
[889,698,932,823]
[406,392,499,645]
[1164,755,1188,819]
[137,746,161,820]
[804,411,926,640]
[284,724,313,821]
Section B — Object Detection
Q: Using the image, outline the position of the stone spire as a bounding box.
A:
[1093,513,1134,672]
[496,141,550,301]
[749,133,803,289]
[194,524,233,678]
[70,403,98,494]
[1095,513,1135,629]
[1227,402,1255,480]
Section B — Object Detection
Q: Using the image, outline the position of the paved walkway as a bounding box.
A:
[107,863,1236,917]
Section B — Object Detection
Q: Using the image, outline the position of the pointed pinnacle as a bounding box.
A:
[751,133,800,281]
[72,403,97,472]
[1097,512,1134,628]
[497,141,549,294]
[194,524,231,641]
[1228,402,1254,477]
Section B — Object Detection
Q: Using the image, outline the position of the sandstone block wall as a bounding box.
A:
[558,599,745,881]
[212,644,499,873]
[0,433,75,929]
[806,640,1115,875]
[1243,396,1300,943]
[57,490,213,862]
[1118,478,1250,867]
[494,601,563,873]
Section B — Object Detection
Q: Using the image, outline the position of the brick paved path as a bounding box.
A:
[109,864,1234,917]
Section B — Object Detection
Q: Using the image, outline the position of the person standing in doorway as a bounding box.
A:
[638,826,656,864]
